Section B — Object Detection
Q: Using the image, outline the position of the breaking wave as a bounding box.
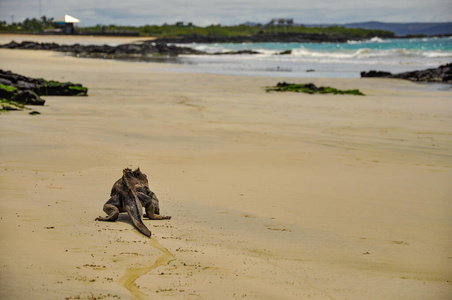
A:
[290,47,452,59]
[183,37,452,60]
[178,37,451,75]
[347,36,386,44]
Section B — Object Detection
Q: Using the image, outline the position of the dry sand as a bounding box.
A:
[0,35,451,299]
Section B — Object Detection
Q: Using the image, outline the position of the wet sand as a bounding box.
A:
[0,35,451,299]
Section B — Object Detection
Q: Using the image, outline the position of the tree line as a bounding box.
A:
[0,16,54,33]
[0,16,395,39]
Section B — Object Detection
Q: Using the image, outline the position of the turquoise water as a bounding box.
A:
[172,37,452,78]
[198,37,452,52]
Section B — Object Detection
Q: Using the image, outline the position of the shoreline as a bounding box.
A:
[2,34,451,82]
[0,38,451,299]
[1,34,451,78]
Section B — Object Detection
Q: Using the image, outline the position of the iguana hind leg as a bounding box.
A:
[95,203,119,221]
[95,195,120,221]
[146,202,171,220]
[137,192,171,220]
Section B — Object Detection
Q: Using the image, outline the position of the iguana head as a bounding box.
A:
[121,168,135,190]
[122,168,133,175]
[122,168,135,180]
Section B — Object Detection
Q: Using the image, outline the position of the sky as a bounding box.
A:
[1,0,451,27]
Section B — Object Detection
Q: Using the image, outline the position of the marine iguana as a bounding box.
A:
[95,168,171,237]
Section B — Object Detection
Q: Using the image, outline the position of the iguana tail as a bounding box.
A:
[122,168,152,237]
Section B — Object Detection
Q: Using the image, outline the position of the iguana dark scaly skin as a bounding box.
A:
[95,168,171,237]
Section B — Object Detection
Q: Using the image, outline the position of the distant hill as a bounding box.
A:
[246,21,452,36]
[342,21,452,36]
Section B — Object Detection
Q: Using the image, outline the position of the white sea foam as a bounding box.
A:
[369,37,384,43]
[347,36,385,44]
[283,47,452,60]
[422,51,452,58]
[175,37,451,78]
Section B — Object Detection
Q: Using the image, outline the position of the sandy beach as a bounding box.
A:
[0,34,451,299]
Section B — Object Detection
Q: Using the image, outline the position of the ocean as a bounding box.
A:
[167,36,452,79]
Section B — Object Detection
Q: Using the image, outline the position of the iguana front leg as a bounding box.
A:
[136,192,171,220]
[95,195,120,221]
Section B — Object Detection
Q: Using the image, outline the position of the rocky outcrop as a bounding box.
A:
[0,40,205,56]
[152,32,351,44]
[212,49,260,55]
[359,70,392,78]
[0,69,88,111]
[361,63,452,83]
[0,69,88,97]
[0,39,313,57]
[0,40,272,57]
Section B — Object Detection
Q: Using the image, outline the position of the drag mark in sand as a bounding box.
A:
[117,238,175,299]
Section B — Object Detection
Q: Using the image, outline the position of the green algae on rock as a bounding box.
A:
[0,84,45,111]
[266,82,365,96]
